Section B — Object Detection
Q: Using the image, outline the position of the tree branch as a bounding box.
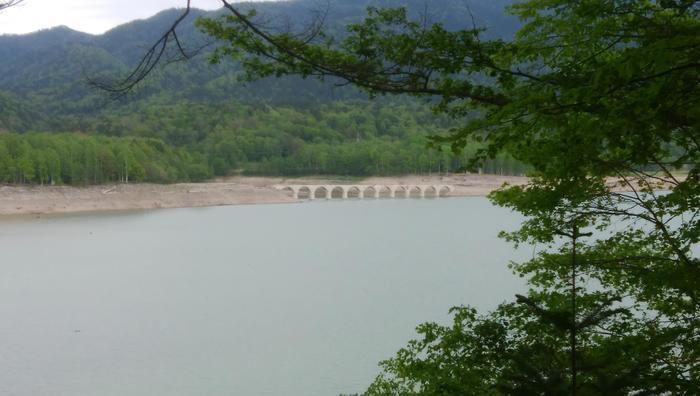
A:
[0,0,23,12]
[87,0,196,98]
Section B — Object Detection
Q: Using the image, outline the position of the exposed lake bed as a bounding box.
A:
[0,175,528,216]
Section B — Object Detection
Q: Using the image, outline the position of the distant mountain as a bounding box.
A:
[0,0,518,120]
[0,90,48,132]
[0,0,526,183]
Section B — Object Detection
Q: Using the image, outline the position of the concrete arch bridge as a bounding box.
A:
[276,185,454,200]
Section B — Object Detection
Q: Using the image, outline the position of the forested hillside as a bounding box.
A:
[0,0,521,184]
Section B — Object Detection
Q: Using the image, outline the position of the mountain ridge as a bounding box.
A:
[0,0,517,120]
[0,0,525,183]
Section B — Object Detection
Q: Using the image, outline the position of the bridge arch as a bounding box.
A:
[439,185,452,197]
[314,186,329,199]
[395,186,409,199]
[409,186,423,199]
[331,186,345,199]
[362,186,378,199]
[424,186,438,198]
[346,186,361,199]
[281,186,296,198]
[297,186,312,199]
[378,186,392,199]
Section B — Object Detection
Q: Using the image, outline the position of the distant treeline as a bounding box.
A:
[0,133,209,185]
[0,101,528,185]
[240,139,525,176]
[87,100,529,178]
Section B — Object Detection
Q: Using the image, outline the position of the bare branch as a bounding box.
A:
[0,0,23,12]
[87,0,197,98]
[93,0,511,105]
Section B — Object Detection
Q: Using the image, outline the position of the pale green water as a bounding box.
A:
[0,198,527,396]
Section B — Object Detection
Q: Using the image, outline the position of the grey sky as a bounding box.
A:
[0,0,276,35]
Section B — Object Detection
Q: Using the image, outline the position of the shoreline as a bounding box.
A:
[0,175,528,217]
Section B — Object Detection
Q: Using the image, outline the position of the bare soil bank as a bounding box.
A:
[0,174,528,216]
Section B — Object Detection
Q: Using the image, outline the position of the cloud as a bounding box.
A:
[0,0,266,35]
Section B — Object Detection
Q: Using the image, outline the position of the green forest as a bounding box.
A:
[1,99,526,184]
[0,0,524,185]
[0,133,209,185]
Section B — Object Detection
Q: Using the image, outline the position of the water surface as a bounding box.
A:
[0,198,527,395]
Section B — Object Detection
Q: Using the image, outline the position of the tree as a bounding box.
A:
[0,141,13,182]
[17,153,34,183]
[200,1,700,393]
[104,0,699,392]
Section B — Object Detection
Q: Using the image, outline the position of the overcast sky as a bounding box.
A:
[0,0,277,35]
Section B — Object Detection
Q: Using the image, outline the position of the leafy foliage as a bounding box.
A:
[197,0,700,393]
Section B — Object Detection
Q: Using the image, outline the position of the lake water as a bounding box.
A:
[0,198,528,396]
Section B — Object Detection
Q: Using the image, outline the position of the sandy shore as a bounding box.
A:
[0,174,528,216]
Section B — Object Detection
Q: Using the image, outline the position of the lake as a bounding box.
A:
[0,198,528,396]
